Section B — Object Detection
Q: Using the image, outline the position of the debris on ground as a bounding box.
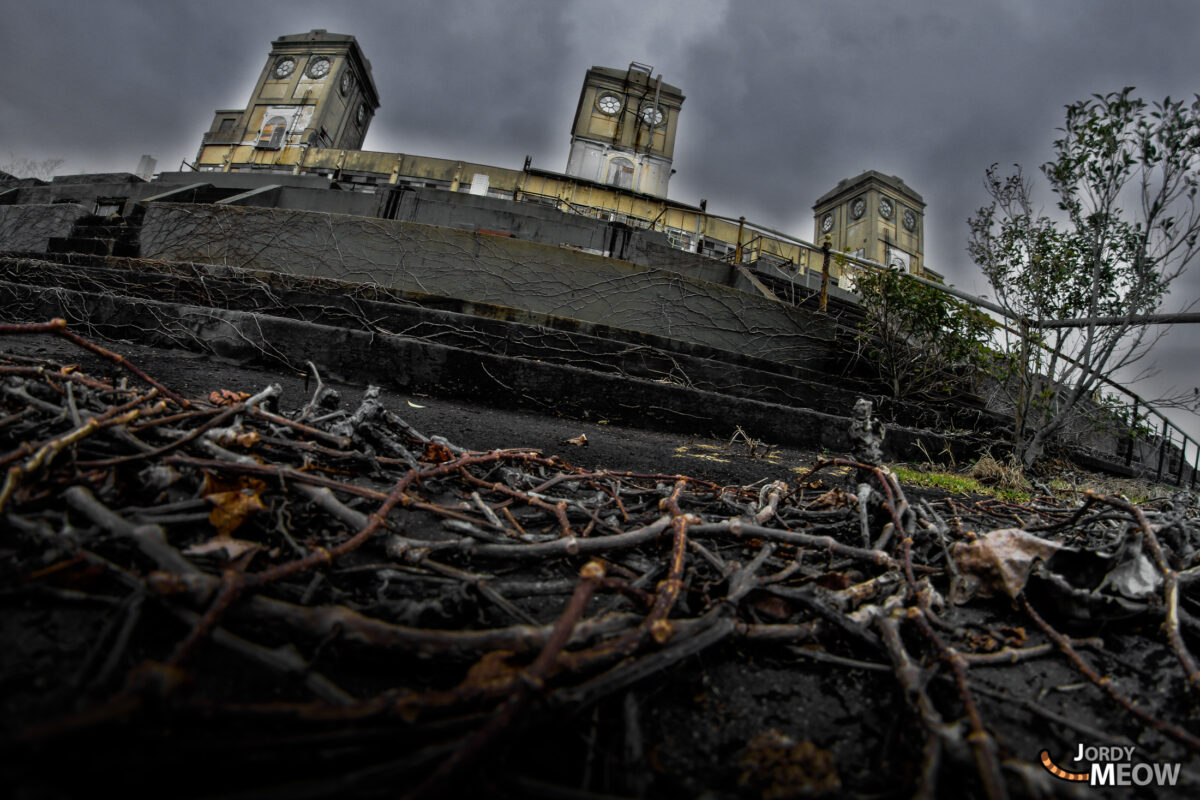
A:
[2,320,1200,798]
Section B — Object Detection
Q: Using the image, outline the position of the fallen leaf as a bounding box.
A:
[423,443,455,463]
[1103,549,1161,600]
[964,631,1000,653]
[207,491,266,538]
[407,400,426,408]
[459,650,520,693]
[203,473,268,537]
[748,593,792,621]
[565,434,588,447]
[808,487,852,510]
[1000,626,1027,647]
[950,528,1061,603]
[208,389,250,407]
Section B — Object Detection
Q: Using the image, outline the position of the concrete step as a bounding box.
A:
[0,253,1009,437]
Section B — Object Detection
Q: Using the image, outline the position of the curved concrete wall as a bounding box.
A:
[139,203,839,370]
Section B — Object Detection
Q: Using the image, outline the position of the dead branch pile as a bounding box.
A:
[2,320,1199,799]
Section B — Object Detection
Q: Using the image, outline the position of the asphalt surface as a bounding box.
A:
[1,330,832,488]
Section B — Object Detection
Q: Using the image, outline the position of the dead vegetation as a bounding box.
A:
[2,320,1200,798]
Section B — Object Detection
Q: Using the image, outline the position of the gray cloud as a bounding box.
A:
[3,0,1197,439]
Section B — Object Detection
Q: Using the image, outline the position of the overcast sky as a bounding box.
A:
[3,0,1198,447]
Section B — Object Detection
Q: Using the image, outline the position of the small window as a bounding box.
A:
[606,157,634,189]
[256,115,288,150]
[217,118,236,135]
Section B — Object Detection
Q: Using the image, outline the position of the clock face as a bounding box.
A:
[903,210,917,232]
[340,71,353,95]
[851,198,865,219]
[879,197,894,219]
[639,105,664,126]
[273,58,295,79]
[356,104,366,125]
[596,93,622,115]
[307,56,331,79]
[821,214,834,233]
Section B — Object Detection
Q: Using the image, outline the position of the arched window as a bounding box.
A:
[256,116,289,150]
[606,157,635,189]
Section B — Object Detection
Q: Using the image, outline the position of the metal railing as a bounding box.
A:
[663,210,1198,487]
[828,252,1199,488]
[492,186,1197,485]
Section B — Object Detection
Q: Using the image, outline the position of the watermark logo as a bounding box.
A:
[1039,745,1181,787]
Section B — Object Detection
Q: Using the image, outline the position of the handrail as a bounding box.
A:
[494,185,1196,484]
[685,211,1196,485]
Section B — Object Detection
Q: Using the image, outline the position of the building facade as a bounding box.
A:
[197,30,380,169]
[181,33,930,287]
[812,171,926,276]
[563,64,684,198]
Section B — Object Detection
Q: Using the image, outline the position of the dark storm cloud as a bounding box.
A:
[2,0,1196,431]
[668,1,1200,286]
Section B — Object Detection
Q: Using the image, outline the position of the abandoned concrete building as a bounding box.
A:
[0,30,1187,478]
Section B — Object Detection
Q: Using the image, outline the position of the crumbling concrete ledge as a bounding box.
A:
[0,203,90,253]
[138,203,838,370]
[0,278,991,464]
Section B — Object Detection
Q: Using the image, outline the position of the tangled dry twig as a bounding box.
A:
[2,321,1199,798]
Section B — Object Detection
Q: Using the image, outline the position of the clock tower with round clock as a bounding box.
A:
[564,63,684,198]
[811,170,926,278]
[197,30,380,168]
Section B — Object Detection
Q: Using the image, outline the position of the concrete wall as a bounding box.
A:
[0,204,90,253]
[139,202,839,369]
[382,188,735,283]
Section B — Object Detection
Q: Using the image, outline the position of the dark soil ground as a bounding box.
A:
[3,331,1199,800]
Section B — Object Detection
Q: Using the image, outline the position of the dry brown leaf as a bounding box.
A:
[808,487,852,510]
[208,389,250,407]
[950,528,1061,603]
[1000,625,1028,647]
[460,649,520,693]
[565,434,588,447]
[203,473,268,537]
[423,443,455,463]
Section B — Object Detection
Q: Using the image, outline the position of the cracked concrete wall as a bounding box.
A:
[139,203,841,369]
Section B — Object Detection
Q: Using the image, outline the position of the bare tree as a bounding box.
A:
[968,89,1200,467]
[1,153,65,184]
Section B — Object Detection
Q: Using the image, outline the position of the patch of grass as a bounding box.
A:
[1035,456,1173,503]
[892,465,1032,502]
[969,455,1028,492]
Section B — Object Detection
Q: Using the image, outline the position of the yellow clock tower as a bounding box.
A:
[564,63,684,197]
[197,30,380,168]
[813,171,925,275]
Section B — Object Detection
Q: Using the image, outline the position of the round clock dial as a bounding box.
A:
[903,210,917,232]
[639,105,664,126]
[356,104,366,125]
[340,71,353,95]
[307,56,331,79]
[851,198,865,219]
[273,58,295,79]
[821,214,834,233]
[597,93,622,115]
[879,198,894,219]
